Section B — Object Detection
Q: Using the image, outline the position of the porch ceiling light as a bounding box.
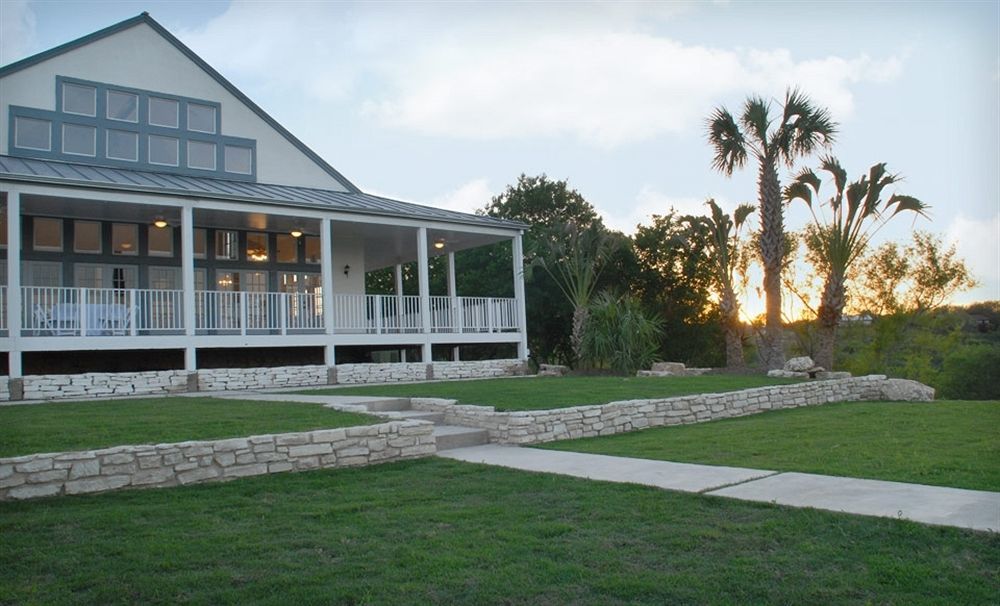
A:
[290,227,303,238]
[152,217,169,229]
[433,238,446,250]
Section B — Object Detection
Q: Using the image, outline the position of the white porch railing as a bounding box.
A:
[14,287,517,337]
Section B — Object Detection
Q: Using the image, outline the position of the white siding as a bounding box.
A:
[0,22,349,191]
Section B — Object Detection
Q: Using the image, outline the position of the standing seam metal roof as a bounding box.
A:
[0,155,526,230]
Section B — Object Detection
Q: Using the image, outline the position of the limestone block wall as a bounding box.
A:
[432,359,526,380]
[198,365,328,391]
[0,376,8,401]
[21,371,188,400]
[413,375,915,445]
[336,362,429,384]
[0,420,435,501]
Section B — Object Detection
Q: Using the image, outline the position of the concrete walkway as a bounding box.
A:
[440,445,1000,533]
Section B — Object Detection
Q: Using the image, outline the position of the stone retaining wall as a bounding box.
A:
[433,359,526,380]
[198,365,328,391]
[0,376,8,401]
[21,371,188,401]
[412,376,930,445]
[336,362,429,384]
[0,420,435,501]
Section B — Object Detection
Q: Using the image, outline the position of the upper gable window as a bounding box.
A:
[187,141,216,170]
[149,97,179,128]
[149,135,179,166]
[14,117,51,151]
[107,90,138,122]
[224,145,252,175]
[188,103,216,134]
[62,82,96,116]
[63,124,96,157]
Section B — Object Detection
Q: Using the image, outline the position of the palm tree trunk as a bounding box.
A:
[758,157,785,370]
[720,288,745,369]
[814,272,846,370]
[571,305,588,369]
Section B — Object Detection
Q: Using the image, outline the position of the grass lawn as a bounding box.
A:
[1,458,996,605]
[301,375,801,411]
[539,400,1000,492]
[0,397,379,458]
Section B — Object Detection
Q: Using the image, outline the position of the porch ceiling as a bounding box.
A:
[17,194,510,272]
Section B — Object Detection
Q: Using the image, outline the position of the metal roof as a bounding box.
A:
[0,155,526,231]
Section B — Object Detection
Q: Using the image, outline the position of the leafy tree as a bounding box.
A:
[535,222,614,366]
[581,291,663,374]
[686,200,756,369]
[632,213,720,367]
[707,89,837,368]
[786,157,928,370]
[850,232,977,316]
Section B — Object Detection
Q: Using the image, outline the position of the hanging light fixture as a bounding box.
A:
[433,238,446,250]
[152,217,169,229]
[290,227,303,238]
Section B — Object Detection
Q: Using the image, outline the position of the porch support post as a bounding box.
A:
[417,227,432,363]
[513,231,529,360]
[180,203,197,380]
[6,190,22,381]
[448,251,459,361]
[320,218,335,368]
[395,264,406,362]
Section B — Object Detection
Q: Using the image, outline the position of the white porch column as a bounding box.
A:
[417,227,432,363]
[180,204,196,373]
[513,231,529,360]
[395,264,406,362]
[6,191,22,379]
[447,251,459,361]
[320,218,335,366]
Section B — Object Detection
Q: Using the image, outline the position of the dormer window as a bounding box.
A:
[62,82,96,116]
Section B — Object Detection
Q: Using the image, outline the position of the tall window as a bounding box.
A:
[276,234,298,263]
[193,228,207,259]
[33,217,63,251]
[148,225,173,257]
[215,230,238,261]
[112,223,138,255]
[304,236,321,264]
[246,232,268,262]
[74,221,101,254]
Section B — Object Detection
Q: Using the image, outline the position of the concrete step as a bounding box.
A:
[433,425,489,451]
[395,410,446,423]
[361,398,412,412]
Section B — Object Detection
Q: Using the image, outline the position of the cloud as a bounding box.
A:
[945,212,1000,301]
[430,179,494,214]
[178,2,905,148]
[597,187,735,234]
[0,0,37,65]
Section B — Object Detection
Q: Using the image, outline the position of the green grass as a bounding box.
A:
[540,400,1000,491]
[1,458,996,605]
[0,397,380,458]
[301,375,801,411]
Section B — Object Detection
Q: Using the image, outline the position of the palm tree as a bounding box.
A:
[688,200,755,369]
[785,156,928,370]
[535,222,613,367]
[707,89,836,369]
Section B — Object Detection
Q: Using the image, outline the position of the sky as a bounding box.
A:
[2,0,998,311]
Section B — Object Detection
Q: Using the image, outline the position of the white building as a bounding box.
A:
[0,13,528,399]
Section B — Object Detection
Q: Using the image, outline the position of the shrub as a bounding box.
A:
[581,292,663,375]
[937,344,1000,400]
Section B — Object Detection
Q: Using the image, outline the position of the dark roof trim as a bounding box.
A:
[0,12,363,194]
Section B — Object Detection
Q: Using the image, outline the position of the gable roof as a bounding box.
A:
[0,12,362,194]
[0,155,527,230]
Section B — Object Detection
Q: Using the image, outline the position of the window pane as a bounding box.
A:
[112,223,138,255]
[194,228,207,258]
[215,231,238,260]
[246,232,268,262]
[224,145,252,175]
[24,261,62,287]
[74,221,101,253]
[276,234,298,263]
[304,236,321,264]
[14,117,51,150]
[187,140,216,170]
[74,265,104,288]
[63,82,96,116]
[106,129,138,161]
[62,124,96,156]
[187,103,216,133]
[107,90,138,122]
[149,97,179,128]
[0,206,6,248]
[33,217,63,251]
[148,267,180,290]
[149,135,179,166]
[148,225,173,257]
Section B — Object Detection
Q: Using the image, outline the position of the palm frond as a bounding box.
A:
[887,194,930,219]
[733,203,756,230]
[774,88,837,165]
[741,96,772,151]
[707,107,748,175]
